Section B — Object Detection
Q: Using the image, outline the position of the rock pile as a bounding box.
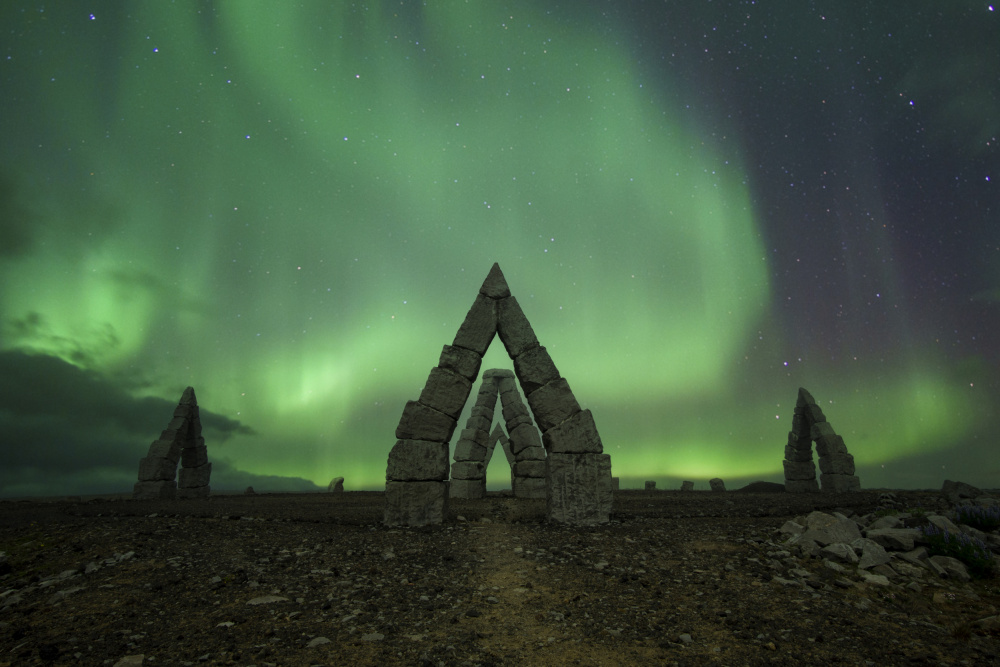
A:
[776,492,1000,590]
[450,370,546,499]
[133,386,211,500]
[783,387,860,493]
[385,263,612,526]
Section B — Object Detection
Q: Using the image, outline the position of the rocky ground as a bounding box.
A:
[1,489,998,666]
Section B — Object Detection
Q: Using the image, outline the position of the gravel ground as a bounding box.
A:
[1,489,998,666]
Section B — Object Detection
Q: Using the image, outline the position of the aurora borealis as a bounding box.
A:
[1,2,997,496]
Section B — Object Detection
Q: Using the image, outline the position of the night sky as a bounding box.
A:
[1,2,997,497]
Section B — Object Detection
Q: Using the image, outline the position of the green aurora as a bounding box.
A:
[1,2,997,495]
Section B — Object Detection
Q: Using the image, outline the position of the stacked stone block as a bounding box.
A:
[783,387,861,493]
[133,387,211,500]
[385,263,613,525]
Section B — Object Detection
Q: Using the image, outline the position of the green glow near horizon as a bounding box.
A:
[0,3,989,493]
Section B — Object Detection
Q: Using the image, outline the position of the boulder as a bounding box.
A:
[680,481,694,491]
[709,478,726,492]
[645,481,656,491]
[327,477,345,493]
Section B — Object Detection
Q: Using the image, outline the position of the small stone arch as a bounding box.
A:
[450,369,546,499]
[782,387,860,492]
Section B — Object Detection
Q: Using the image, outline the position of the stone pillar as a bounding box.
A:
[645,481,656,491]
[709,478,726,492]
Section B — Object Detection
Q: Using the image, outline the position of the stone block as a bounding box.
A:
[803,403,826,424]
[395,400,457,443]
[178,462,212,488]
[512,346,561,396]
[496,375,518,394]
[612,477,620,491]
[820,473,860,493]
[515,445,547,461]
[474,385,499,408]
[479,262,511,298]
[383,481,448,526]
[146,439,182,464]
[526,378,582,432]
[513,460,546,478]
[138,456,178,482]
[709,478,726,492]
[418,367,473,420]
[783,459,817,481]
[181,445,208,468]
[328,476,345,492]
[453,438,487,462]
[500,399,530,424]
[645,481,656,491]
[785,478,820,493]
[546,453,613,525]
[815,434,848,457]
[452,294,498,355]
[497,296,539,358]
[132,480,176,500]
[465,415,491,433]
[504,413,533,432]
[483,368,515,379]
[176,485,210,499]
[451,460,485,480]
[437,345,483,382]
[542,409,603,454]
[386,440,450,481]
[818,452,855,475]
[681,480,694,491]
[513,475,546,499]
[508,423,542,454]
[784,444,813,463]
[450,477,486,499]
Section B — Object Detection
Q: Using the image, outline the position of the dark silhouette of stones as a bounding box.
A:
[710,478,726,492]
[681,481,695,491]
[645,481,657,491]
[385,264,612,525]
[782,388,860,493]
[327,477,345,493]
[134,387,211,500]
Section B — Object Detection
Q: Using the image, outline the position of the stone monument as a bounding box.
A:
[133,386,211,500]
[783,387,860,493]
[384,263,613,526]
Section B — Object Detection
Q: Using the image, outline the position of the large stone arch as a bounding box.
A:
[384,263,612,526]
[782,387,861,493]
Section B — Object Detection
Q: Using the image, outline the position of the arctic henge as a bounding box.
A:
[384,263,613,527]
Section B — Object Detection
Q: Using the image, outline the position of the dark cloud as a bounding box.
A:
[0,350,256,497]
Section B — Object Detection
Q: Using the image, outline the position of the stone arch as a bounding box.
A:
[782,387,861,493]
[133,387,212,499]
[384,263,612,526]
[451,369,546,499]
